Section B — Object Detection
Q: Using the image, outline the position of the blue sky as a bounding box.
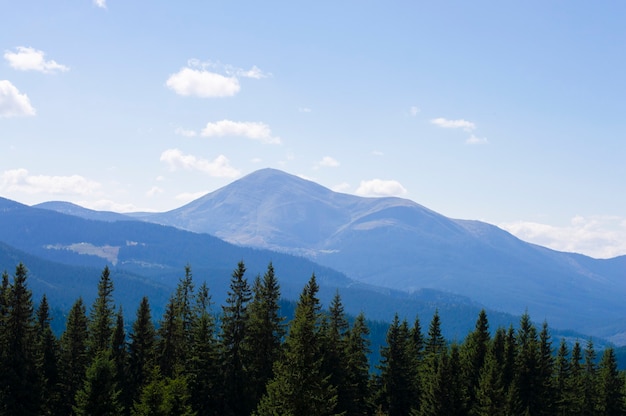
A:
[1,1,625,258]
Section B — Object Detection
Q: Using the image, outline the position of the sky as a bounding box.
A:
[1,1,625,259]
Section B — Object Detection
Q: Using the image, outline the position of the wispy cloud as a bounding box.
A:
[298,107,312,113]
[0,168,100,195]
[431,117,476,131]
[316,156,340,168]
[4,47,69,74]
[0,80,36,117]
[160,148,240,177]
[174,127,198,137]
[355,179,408,197]
[93,0,107,9]
[166,59,268,98]
[200,120,281,144]
[146,186,164,197]
[466,134,488,145]
[499,215,626,259]
[410,106,420,116]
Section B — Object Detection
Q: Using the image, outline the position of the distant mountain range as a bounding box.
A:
[3,168,624,345]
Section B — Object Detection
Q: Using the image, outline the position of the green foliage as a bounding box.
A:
[2,261,626,416]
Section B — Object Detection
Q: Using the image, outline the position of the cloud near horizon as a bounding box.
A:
[160,148,240,177]
[200,120,281,144]
[355,179,408,197]
[0,168,100,195]
[4,47,69,74]
[316,156,340,168]
[431,117,476,131]
[0,80,36,117]
[499,215,626,259]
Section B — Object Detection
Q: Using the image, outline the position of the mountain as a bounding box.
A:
[120,168,626,342]
[1,196,525,343]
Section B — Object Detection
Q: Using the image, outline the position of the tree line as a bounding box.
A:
[1,261,625,415]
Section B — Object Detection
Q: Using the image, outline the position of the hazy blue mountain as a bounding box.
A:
[34,201,133,222]
[121,169,626,342]
[0,195,530,343]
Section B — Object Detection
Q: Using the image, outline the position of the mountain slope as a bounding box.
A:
[126,169,626,340]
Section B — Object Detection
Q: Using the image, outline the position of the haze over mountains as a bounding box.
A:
[4,168,625,344]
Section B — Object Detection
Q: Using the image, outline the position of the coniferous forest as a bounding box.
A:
[1,261,625,416]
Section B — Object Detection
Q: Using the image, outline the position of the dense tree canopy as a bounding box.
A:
[1,261,625,415]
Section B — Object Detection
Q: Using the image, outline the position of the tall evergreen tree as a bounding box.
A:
[244,263,285,411]
[323,291,352,415]
[377,314,417,416]
[462,309,490,413]
[59,298,90,415]
[597,347,625,415]
[0,263,40,415]
[425,309,446,357]
[74,351,122,416]
[568,341,585,412]
[35,294,61,415]
[255,274,339,416]
[89,266,116,354]
[220,260,252,416]
[419,343,464,416]
[514,312,541,415]
[344,312,372,416]
[537,321,555,415]
[187,281,221,416]
[474,328,507,416]
[112,307,131,415]
[581,338,599,414]
[553,339,571,415]
[128,296,156,410]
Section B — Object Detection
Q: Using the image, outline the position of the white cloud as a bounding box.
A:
[175,127,197,137]
[410,106,420,116]
[160,148,240,177]
[82,199,141,213]
[431,117,476,131]
[0,80,36,117]
[466,134,488,145]
[237,65,269,79]
[4,47,69,74]
[298,107,312,113]
[166,67,240,97]
[146,186,164,197]
[93,0,107,8]
[200,120,281,144]
[355,179,408,197]
[0,168,100,195]
[499,215,626,259]
[317,156,340,168]
[371,150,384,157]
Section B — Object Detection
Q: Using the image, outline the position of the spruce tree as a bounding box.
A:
[425,309,446,357]
[112,307,131,415]
[220,260,252,416]
[74,351,122,416]
[244,263,285,411]
[537,321,555,415]
[59,298,90,415]
[344,312,372,416]
[461,309,490,413]
[187,282,221,416]
[553,339,571,415]
[0,263,40,415]
[581,338,599,414]
[514,312,541,415]
[474,328,507,416]
[254,274,339,416]
[35,294,61,415]
[89,266,115,354]
[597,347,625,415]
[128,296,156,410]
[377,314,417,416]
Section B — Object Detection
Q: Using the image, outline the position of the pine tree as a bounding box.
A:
[74,351,122,416]
[514,312,541,415]
[128,296,156,410]
[244,263,285,411]
[419,343,464,416]
[220,260,252,416]
[568,341,585,412]
[597,347,625,415]
[462,309,490,413]
[323,291,352,415]
[344,312,372,416]
[35,294,61,415]
[425,309,446,357]
[474,328,507,416]
[132,367,196,416]
[0,263,40,415]
[187,282,221,416]
[89,266,116,354]
[112,306,131,415]
[59,297,90,415]
[553,339,571,415]
[581,338,599,414]
[377,314,417,416]
[254,274,339,416]
[537,321,555,415]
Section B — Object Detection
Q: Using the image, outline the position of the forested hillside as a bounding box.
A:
[1,262,625,415]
